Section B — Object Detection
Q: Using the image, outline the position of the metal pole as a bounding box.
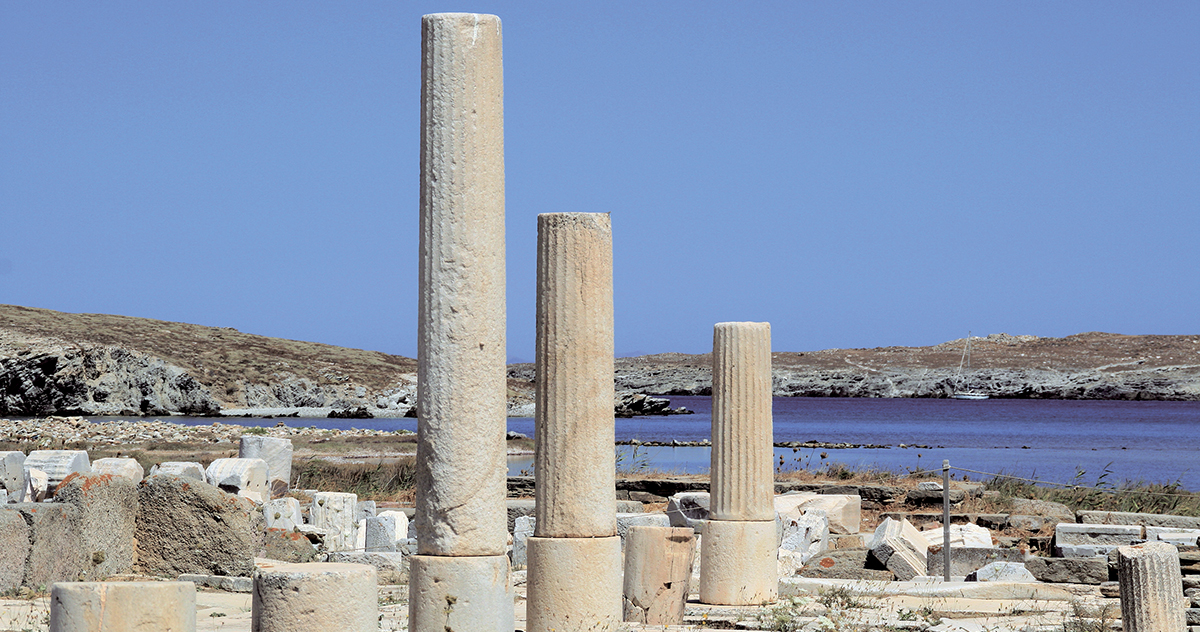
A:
[942,459,951,581]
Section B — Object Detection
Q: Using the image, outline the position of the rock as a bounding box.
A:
[779,508,831,564]
[5,502,88,587]
[1011,498,1075,521]
[869,517,930,581]
[135,474,260,577]
[55,472,138,578]
[1007,515,1047,531]
[1055,523,1143,557]
[178,574,254,592]
[921,523,995,549]
[364,515,397,553]
[798,549,894,581]
[25,468,48,501]
[204,457,269,503]
[1079,511,1200,530]
[326,551,408,584]
[1025,556,1108,584]
[327,406,374,419]
[355,500,376,521]
[622,526,695,625]
[616,512,671,545]
[0,510,29,591]
[24,449,90,495]
[968,561,1037,582]
[506,498,536,534]
[152,461,205,481]
[614,392,690,417]
[90,457,144,483]
[264,497,302,531]
[261,528,319,564]
[666,492,710,532]
[238,435,293,498]
[907,488,966,506]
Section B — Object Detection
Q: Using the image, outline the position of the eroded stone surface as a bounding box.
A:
[24,449,90,495]
[1117,542,1186,632]
[204,458,268,503]
[310,491,357,552]
[699,519,778,605]
[408,554,513,632]
[622,526,694,625]
[56,472,138,578]
[90,457,144,483]
[527,536,622,632]
[253,562,377,632]
[135,474,259,577]
[50,581,196,632]
[238,435,293,498]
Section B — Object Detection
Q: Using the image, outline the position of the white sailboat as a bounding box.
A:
[951,331,990,400]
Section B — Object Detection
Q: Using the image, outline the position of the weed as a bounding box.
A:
[1063,600,1119,632]
[244,426,269,436]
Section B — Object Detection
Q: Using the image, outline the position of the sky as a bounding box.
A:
[2,2,1197,362]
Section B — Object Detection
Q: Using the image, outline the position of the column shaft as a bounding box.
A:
[710,321,774,521]
[534,213,615,538]
[1117,542,1186,632]
[415,12,507,558]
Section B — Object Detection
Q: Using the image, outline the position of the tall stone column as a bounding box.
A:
[1116,542,1185,632]
[526,213,621,632]
[408,13,513,632]
[700,321,777,605]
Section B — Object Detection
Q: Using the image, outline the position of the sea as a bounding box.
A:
[89,397,1200,491]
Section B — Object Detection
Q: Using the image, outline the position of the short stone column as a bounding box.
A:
[525,212,621,632]
[239,435,293,498]
[253,563,377,632]
[623,526,696,625]
[1116,542,1186,632]
[409,12,512,632]
[700,321,777,605]
[50,581,196,631]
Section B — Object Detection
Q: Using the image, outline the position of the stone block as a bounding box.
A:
[967,561,1037,582]
[512,515,535,568]
[261,528,318,564]
[907,488,966,505]
[616,512,670,545]
[1056,523,1143,545]
[151,461,205,481]
[1079,511,1200,529]
[1025,556,1108,584]
[623,526,694,625]
[327,551,409,584]
[869,517,930,581]
[1007,515,1047,531]
[926,545,1025,577]
[7,502,88,587]
[527,535,622,632]
[355,500,376,520]
[378,510,408,548]
[699,520,777,605]
[921,523,994,549]
[775,493,862,535]
[310,491,357,552]
[238,435,293,497]
[90,457,144,483]
[666,492,710,532]
[779,508,830,564]
[798,549,894,581]
[179,573,254,592]
[55,472,138,577]
[205,457,269,503]
[363,515,396,552]
[408,554,513,632]
[49,581,196,631]
[1147,526,1200,544]
[0,451,26,501]
[253,562,377,631]
[1058,544,1119,558]
[26,468,48,501]
[24,450,90,495]
[1011,498,1075,521]
[616,499,644,513]
[264,497,302,531]
[135,474,260,577]
[0,510,29,592]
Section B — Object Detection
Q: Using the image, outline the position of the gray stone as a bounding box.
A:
[797,549,894,581]
[616,512,671,544]
[355,500,376,521]
[1007,515,1046,531]
[1058,544,1119,558]
[238,435,293,497]
[1080,511,1200,529]
[327,551,410,584]
[616,499,644,513]
[927,546,1025,577]
[261,528,319,564]
[1056,523,1143,545]
[364,515,397,552]
[264,497,302,531]
[179,573,254,592]
[512,515,534,568]
[1011,498,1075,521]
[0,451,26,501]
[779,508,830,564]
[205,457,268,503]
[1025,556,1108,584]
[5,502,88,587]
[506,498,535,533]
[152,461,205,481]
[666,491,710,532]
[135,474,260,577]
[90,457,144,483]
[55,472,138,578]
[967,561,1037,582]
[907,488,966,505]
[0,510,29,591]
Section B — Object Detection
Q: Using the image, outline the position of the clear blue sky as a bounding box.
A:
[2,2,1197,362]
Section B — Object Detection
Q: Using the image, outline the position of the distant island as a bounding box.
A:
[1,304,1197,417]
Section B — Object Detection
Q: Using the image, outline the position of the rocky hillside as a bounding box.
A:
[3,305,1198,417]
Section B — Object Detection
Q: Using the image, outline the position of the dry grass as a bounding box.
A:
[292,457,417,503]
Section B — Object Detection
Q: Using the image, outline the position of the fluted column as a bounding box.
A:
[410,13,513,632]
[1117,542,1185,632]
[527,212,621,632]
[710,321,774,521]
[701,321,777,605]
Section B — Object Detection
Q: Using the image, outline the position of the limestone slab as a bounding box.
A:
[526,536,622,632]
[699,519,778,605]
[1080,511,1200,529]
[50,581,196,631]
[775,493,862,535]
[310,492,357,552]
[415,11,508,559]
[90,457,144,483]
[204,458,268,503]
[779,507,830,564]
[152,462,205,481]
[967,561,1037,582]
[710,322,774,522]
[408,554,513,632]
[512,515,534,568]
[253,562,377,631]
[926,546,1025,578]
[666,491,710,532]
[623,526,694,625]
[533,212,615,539]
[0,451,26,501]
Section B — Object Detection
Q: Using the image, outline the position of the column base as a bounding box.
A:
[527,535,622,632]
[700,519,778,605]
[408,554,514,632]
[50,581,196,631]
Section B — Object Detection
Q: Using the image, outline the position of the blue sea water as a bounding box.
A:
[90,396,1200,490]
